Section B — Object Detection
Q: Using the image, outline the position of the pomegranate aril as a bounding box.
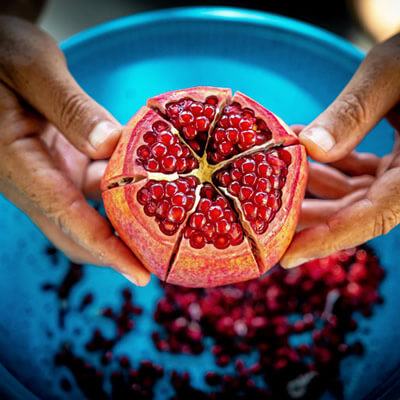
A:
[186,195,195,210]
[229,114,241,127]
[143,131,156,143]
[177,179,190,193]
[150,183,164,200]
[208,205,224,220]
[152,120,169,133]
[214,235,230,249]
[240,159,256,174]
[251,219,268,234]
[179,111,194,125]
[165,182,178,197]
[172,192,187,207]
[254,192,269,207]
[228,181,240,195]
[215,219,231,234]
[190,102,203,115]
[243,202,257,221]
[190,213,207,229]
[176,158,187,173]
[242,173,257,186]
[258,206,272,221]
[195,116,210,131]
[183,126,197,140]
[167,206,186,224]
[156,200,169,219]
[218,171,231,187]
[160,220,178,235]
[198,198,212,213]
[137,188,150,205]
[170,143,183,157]
[145,158,159,172]
[239,186,254,202]
[206,95,218,105]
[239,130,257,150]
[137,145,150,159]
[144,202,157,217]
[158,131,176,146]
[218,141,234,156]
[190,231,206,249]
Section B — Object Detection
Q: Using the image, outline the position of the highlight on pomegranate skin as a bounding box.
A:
[101,87,308,287]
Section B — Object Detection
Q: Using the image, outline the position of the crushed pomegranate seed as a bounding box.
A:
[207,102,272,163]
[165,98,217,155]
[137,177,198,236]
[136,121,198,174]
[45,244,384,399]
[215,147,291,235]
[182,184,244,249]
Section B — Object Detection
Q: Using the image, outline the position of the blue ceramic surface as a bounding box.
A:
[0,7,399,400]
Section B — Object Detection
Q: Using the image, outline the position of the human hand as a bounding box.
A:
[0,16,150,286]
[281,33,400,269]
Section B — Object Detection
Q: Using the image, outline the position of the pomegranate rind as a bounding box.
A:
[232,92,298,147]
[147,87,232,114]
[102,180,188,280]
[250,145,308,274]
[101,107,182,191]
[167,239,259,288]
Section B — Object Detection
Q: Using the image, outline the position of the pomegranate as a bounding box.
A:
[101,87,308,287]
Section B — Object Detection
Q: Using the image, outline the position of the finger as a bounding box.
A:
[328,150,380,176]
[2,136,150,286]
[298,33,400,163]
[281,167,400,268]
[0,16,122,159]
[298,189,367,228]
[307,162,374,199]
[290,124,306,135]
[83,160,108,200]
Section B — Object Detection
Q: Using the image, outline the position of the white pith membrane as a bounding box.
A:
[103,90,301,281]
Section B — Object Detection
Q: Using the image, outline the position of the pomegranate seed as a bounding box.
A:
[208,205,224,221]
[253,152,266,163]
[226,127,240,144]
[172,192,187,206]
[190,213,206,229]
[179,111,194,125]
[190,102,203,115]
[167,206,185,224]
[190,231,206,249]
[251,219,267,234]
[195,116,210,131]
[240,159,256,173]
[215,219,231,234]
[242,173,257,186]
[238,118,253,130]
[152,120,169,132]
[206,95,218,105]
[156,200,169,219]
[170,143,183,157]
[144,202,157,216]
[218,141,234,156]
[228,181,241,195]
[177,179,190,192]
[187,158,199,170]
[203,223,215,242]
[230,168,242,181]
[176,158,187,173]
[257,206,272,221]
[215,196,229,209]
[239,186,254,202]
[158,131,176,146]
[204,104,215,119]
[256,178,271,192]
[218,171,231,187]
[137,145,150,159]
[137,188,150,205]
[160,155,176,172]
[223,209,235,223]
[229,223,243,244]
[214,235,230,249]
[145,158,159,172]
[198,198,212,213]
[219,115,229,128]
[254,192,269,207]
[165,182,178,197]
[229,114,241,127]
[183,125,197,140]
[239,130,256,150]
[267,195,281,211]
[257,162,272,178]
[186,176,198,188]
[185,195,195,210]
[150,183,164,200]
[166,102,180,116]
[159,220,178,235]
[242,202,257,221]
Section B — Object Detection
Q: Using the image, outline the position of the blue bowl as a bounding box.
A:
[0,7,398,400]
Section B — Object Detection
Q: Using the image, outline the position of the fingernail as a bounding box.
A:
[122,273,138,286]
[282,257,310,269]
[300,126,335,152]
[89,121,120,149]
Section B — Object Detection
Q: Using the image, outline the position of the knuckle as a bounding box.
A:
[57,91,90,133]
[374,208,400,236]
[334,92,368,132]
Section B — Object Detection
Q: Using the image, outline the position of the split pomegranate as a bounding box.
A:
[101,87,308,287]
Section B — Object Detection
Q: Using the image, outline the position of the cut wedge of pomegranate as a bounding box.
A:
[102,87,308,287]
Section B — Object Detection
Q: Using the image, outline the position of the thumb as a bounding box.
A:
[0,16,121,159]
[299,33,400,163]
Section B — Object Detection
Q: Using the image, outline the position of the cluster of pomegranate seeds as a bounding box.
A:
[151,246,385,399]
[183,183,244,249]
[165,96,218,154]
[136,120,198,173]
[215,147,291,234]
[207,102,272,164]
[137,176,199,236]
[44,244,385,399]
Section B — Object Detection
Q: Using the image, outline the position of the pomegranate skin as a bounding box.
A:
[101,87,308,288]
[102,180,187,280]
[167,237,259,288]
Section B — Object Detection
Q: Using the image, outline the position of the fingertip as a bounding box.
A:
[299,126,336,160]
[88,121,122,159]
[280,257,312,269]
[121,271,151,287]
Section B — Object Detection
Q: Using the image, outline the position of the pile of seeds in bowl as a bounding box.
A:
[43,245,384,399]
